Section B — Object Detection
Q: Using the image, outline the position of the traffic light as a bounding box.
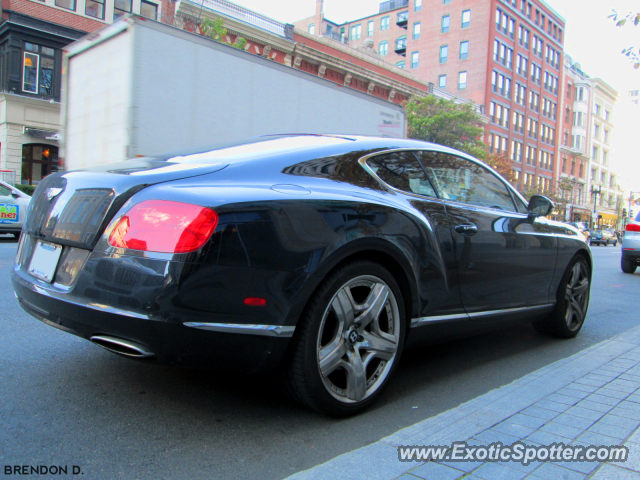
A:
[623,208,628,218]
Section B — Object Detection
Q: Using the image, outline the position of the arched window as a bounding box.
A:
[395,35,407,50]
[396,61,406,69]
[21,144,59,185]
[308,23,315,35]
[379,41,388,56]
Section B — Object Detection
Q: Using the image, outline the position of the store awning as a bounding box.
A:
[599,212,618,221]
[572,207,592,214]
[24,128,61,141]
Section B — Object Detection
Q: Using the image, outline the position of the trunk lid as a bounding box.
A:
[24,159,228,249]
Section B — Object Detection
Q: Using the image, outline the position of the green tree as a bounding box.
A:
[483,151,515,185]
[609,10,640,69]
[200,17,247,51]
[406,95,486,159]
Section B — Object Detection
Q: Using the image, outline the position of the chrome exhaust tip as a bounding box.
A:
[90,335,155,358]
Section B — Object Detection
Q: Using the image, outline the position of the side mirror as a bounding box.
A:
[11,192,20,199]
[528,195,554,217]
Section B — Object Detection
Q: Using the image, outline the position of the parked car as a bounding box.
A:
[622,212,640,274]
[566,222,591,243]
[12,135,592,416]
[0,180,31,238]
[590,229,617,246]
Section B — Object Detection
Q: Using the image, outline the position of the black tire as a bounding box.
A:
[613,241,618,247]
[622,257,637,274]
[533,255,590,338]
[281,260,406,417]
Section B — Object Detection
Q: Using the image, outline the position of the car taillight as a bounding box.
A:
[108,200,218,253]
[626,223,640,232]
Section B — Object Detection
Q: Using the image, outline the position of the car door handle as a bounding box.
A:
[455,224,478,236]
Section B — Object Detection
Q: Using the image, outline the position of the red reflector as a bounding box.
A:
[108,200,218,253]
[626,223,640,232]
[244,297,267,306]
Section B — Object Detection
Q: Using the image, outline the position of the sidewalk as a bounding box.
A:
[288,326,640,480]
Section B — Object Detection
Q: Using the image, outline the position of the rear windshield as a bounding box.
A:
[636,211,640,222]
[150,135,352,164]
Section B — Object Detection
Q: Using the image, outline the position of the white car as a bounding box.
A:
[622,211,640,274]
[0,180,31,238]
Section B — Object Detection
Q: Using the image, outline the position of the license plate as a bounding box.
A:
[28,241,63,283]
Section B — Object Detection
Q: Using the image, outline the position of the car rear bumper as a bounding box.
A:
[622,249,640,264]
[12,267,293,374]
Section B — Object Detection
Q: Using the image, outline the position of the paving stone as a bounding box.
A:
[590,464,640,479]
[545,393,581,406]
[611,379,640,389]
[620,373,640,382]
[609,407,640,422]
[526,430,572,445]
[539,422,584,440]
[577,431,621,447]
[586,373,617,382]
[621,439,640,470]
[588,422,635,440]
[575,400,614,414]
[530,462,586,480]
[566,383,599,394]
[471,463,527,480]
[585,394,624,407]
[597,388,632,400]
[508,414,547,430]
[521,407,560,421]
[495,460,541,474]
[552,459,599,475]
[435,460,484,473]
[533,400,570,414]
[409,462,466,480]
[619,401,640,413]
[575,378,609,388]
[492,422,535,439]
[626,395,640,405]
[555,388,591,400]
[565,406,605,422]
[600,383,637,395]
[599,414,640,430]
[552,414,595,430]
[474,430,521,446]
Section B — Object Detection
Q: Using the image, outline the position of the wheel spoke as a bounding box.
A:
[319,340,347,377]
[360,331,397,361]
[343,349,367,401]
[356,284,390,329]
[571,280,589,297]
[331,288,356,330]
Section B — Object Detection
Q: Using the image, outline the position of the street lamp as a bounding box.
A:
[591,184,602,228]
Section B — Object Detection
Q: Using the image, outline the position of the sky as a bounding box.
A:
[229,0,640,190]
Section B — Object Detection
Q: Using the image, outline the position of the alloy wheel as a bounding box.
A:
[564,261,590,331]
[316,275,400,404]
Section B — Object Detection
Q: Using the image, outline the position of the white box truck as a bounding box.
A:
[61,15,406,170]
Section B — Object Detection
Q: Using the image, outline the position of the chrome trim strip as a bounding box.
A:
[183,322,296,338]
[411,304,555,328]
[90,335,155,358]
[411,313,468,327]
[467,304,554,318]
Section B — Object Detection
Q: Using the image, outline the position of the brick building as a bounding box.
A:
[295,0,566,194]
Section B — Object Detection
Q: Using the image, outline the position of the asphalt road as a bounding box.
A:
[1,236,638,480]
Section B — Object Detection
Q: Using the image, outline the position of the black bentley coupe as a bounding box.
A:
[12,135,591,416]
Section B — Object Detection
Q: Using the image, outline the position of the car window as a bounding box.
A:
[513,194,529,214]
[0,184,12,196]
[415,151,517,212]
[366,151,437,197]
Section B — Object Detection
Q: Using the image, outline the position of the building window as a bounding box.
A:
[114,0,131,18]
[368,20,374,36]
[439,74,446,88]
[140,0,157,19]
[21,144,59,185]
[411,51,419,69]
[351,24,362,40]
[379,41,388,56]
[458,71,467,89]
[396,61,406,69]
[443,0,451,3]
[460,41,469,60]
[461,10,471,29]
[415,0,422,11]
[381,16,389,30]
[55,0,75,10]
[22,43,56,96]
[413,22,421,39]
[442,15,450,33]
[86,0,105,19]
[308,24,315,35]
[440,45,448,63]
[396,36,407,51]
